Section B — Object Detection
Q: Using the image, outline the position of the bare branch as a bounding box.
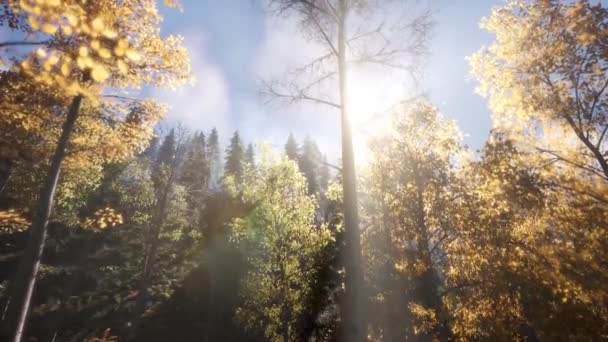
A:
[261,79,341,109]
[536,147,608,181]
[310,12,338,56]
[0,40,50,49]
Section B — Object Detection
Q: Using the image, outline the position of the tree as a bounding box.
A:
[262,2,431,339]
[455,1,608,338]
[363,99,464,341]
[224,131,245,185]
[207,128,222,190]
[318,155,330,193]
[230,150,331,342]
[180,131,210,221]
[0,1,191,340]
[299,136,322,195]
[133,129,188,333]
[245,143,255,166]
[285,133,299,162]
[469,0,608,183]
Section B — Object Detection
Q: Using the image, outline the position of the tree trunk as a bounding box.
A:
[0,157,13,198]
[337,1,365,341]
[2,95,83,342]
[133,180,171,317]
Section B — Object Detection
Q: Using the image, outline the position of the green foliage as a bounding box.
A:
[231,153,331,341]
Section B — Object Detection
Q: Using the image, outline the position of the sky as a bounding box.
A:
[156,0,505,161]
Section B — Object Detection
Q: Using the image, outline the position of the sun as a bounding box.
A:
[346,65,406,165]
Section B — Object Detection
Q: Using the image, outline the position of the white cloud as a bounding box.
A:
[254,17,325,80]
[153,32,231,134]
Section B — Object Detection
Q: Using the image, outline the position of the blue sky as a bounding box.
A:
[156,0,504,159]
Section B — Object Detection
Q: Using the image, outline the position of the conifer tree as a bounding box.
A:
[319,155,330,193]
[180,131,209,215]
[285,133,299,162]
[245,143,255,166]
[207,128,222,190]
[299,136,322,195]
[224,131,245,185]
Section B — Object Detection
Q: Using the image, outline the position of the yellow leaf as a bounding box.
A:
[98,48,112,59]
[61,62,70,76]
[125,49,141,62]
[79,46,89,57]
[102,28,118,39]
[65,13,78,26]
[41,23,58,34]
[91,17,104,32]
[76,55,92,69]
[36,48,47,58]
[28,17,40,30]
[91,64,109,82]
[117,60,128,74]
[47,54,60,65]
[62,25,72,35]
[91,40,101,50]
[114,46,125,57]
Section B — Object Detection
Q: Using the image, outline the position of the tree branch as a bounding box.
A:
[0,40,50,49]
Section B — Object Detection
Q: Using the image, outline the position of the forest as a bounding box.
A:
[0,0,607,341]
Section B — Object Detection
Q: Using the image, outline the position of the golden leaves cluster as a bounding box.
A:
[9,0,191,97]
[0,209,30,234]
[81,207,123,232]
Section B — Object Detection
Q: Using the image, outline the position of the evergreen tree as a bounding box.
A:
[245,143,255,166]
[318,155,330,193]
[155,129,176,173]
[207,128,222,190]
[285,133,299,162]
[299,136,322,195]
[224,131,245,184]
[143,135,160,160]
[180,131,210,215]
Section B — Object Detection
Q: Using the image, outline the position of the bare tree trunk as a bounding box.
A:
[338,1,365,341]
[2,95,83,342]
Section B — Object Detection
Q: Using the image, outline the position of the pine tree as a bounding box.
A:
[285,133,299,162]
[180,131,209,212]
[245,143,255,166]
[299,136,322,195]
[157,130,176,165]
[207,128,222,190]
[224,131,245,184]
[318,155,330,193]
[143,135,160,160]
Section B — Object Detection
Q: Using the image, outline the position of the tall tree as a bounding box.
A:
[456,1,608,338]
[180,131,210,211]
[207,128,222,190]
[318,155,330,193]
[133,129,186,334]
[0,1,191,340]
[231,152,331,342]
[245,142,255,166]
[299,136,322,195]
[363,99,463,341]
[285,133,299,162]
[263,2,432,339]
[469,0,608,183]
[224,131,245,185]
